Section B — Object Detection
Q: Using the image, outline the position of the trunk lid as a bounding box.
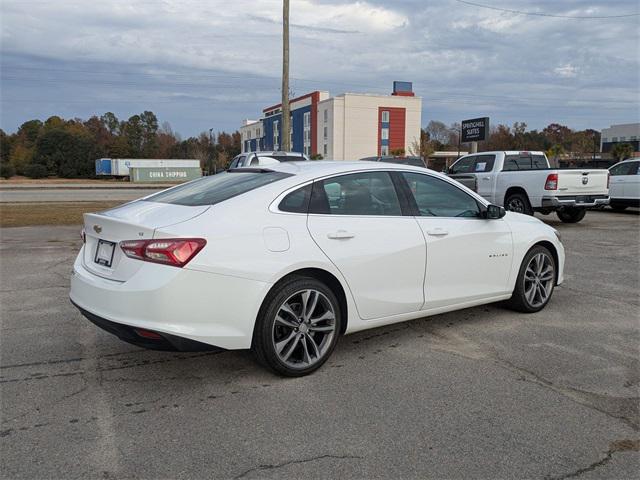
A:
[556,169,609,195]
[82,200,209,281]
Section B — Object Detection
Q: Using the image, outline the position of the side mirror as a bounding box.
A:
[486,204,506,219]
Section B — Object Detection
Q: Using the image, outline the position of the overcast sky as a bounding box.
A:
[1,0,639,137]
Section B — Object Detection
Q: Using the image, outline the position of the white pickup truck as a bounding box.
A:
[448,151,609,223]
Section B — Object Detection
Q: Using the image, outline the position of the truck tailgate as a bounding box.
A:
[557,170,609,195]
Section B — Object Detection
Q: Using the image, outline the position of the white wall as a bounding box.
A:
[319,93,422,161]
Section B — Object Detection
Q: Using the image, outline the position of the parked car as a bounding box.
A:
[228,151,309,169]
[608,158,640,211]
[360,155,426,168]
[448,151,609,223]
[70,161,564,376]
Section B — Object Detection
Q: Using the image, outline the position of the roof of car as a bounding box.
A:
[256,160,440,182]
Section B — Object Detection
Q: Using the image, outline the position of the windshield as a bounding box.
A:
[144,171,292,206]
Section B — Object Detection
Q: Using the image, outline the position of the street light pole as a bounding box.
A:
[281,0,291,152]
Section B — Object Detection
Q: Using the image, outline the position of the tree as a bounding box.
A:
[611,143,634,162]
[124,115,143,157]
[425,120,451,145]
[101,112,120,135]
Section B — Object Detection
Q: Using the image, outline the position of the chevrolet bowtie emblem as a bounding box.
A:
[93,225,102,234]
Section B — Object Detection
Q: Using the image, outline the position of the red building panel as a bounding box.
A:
[378,107,406,156]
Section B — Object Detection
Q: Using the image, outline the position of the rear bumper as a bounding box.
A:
[72,300,223,352]
[70,248,271,350]
[541,195,609,208]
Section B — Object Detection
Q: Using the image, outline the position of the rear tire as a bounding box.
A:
[506,245,556,313]
[251,276,342,377]
[556,207,586,223]
[505,192,533,216]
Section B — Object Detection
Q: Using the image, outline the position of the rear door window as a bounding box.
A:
[309,171,402,216]
[144,171,292,206]
[473,155,496,172]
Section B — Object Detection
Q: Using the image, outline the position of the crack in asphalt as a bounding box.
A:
[233,454,362,479]
[546,439,639,479]
[492,354,640,431]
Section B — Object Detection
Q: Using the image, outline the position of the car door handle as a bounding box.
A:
[482,176,491,180]
[327,230,355,240]
[426,228,449,237]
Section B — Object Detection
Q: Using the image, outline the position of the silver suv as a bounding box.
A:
[229,151,309,169]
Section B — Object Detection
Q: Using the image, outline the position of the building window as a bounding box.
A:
[381,110,390,123]
[256,128,260,137]
[323,144,327,156]
[381,145,389,156]
[304,112,310,128]
[612,137,618,142]
[620,137,626,141]
[381,128,389,140]
[631,136,638,141]
[274,120,280,150]
[303,112,311,155]
[602,137,608,142]
[323,126,328,140]
[324,110,328,123]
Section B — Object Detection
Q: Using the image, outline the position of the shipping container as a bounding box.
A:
[95,158,201,177]
[129,167,202,183]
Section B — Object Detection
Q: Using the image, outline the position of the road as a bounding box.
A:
[0,186,166,203]
[1,210,639,479]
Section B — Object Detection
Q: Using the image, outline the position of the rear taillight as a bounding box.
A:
[607,172,610,189]
[545,173,558,190]
[81,227,86,243]
[120,238,206,267]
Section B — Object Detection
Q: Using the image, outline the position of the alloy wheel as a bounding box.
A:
[272,289,336,369]
[523,253,554,308]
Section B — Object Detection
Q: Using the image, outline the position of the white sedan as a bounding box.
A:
[70,161,565,376]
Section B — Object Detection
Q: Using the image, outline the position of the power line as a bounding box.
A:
[453,0,640,19]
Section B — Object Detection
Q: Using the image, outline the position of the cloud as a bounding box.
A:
[554,64,579,78]
[0,0,638,135]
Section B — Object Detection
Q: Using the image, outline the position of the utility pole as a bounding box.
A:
[281,0,291,152]
[208,128,214,175]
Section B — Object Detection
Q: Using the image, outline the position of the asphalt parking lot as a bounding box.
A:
[1,209,639,479]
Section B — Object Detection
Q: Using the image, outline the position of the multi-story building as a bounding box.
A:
[239,82,422,160]
[600,123,640,155]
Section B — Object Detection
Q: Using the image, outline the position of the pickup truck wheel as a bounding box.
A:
[506,245,556,313]
[505,192,533,215]
[556,207,586,223]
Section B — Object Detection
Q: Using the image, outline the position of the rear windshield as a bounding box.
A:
[144,171,292,206]
[503,154,548,171]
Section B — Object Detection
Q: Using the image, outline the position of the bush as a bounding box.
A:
[0,162,15,179]
[24,164,48,179]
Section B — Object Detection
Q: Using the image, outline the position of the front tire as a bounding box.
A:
[251,276,342,377]
[556,207,586,223]
[505,192,533,215]
[506,246,556,313]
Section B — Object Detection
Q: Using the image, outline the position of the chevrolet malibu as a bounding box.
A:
[70,161,565,376]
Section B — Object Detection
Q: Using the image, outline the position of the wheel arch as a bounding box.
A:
[504,186,530,205]
[260,267,349,335]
